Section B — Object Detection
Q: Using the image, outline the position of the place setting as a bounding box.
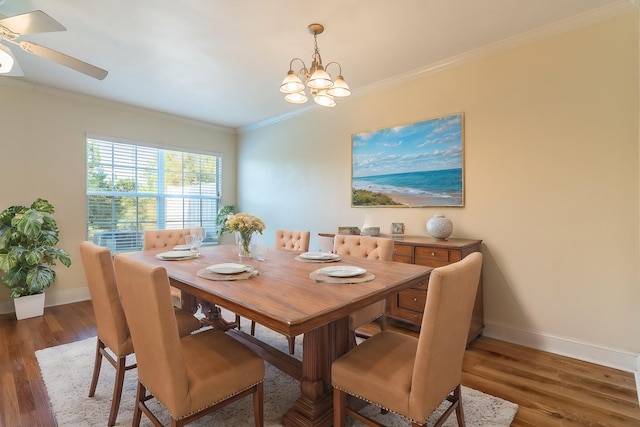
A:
[309,265,375,284]
[197,262,259,281]
[295,251,341,263]
[155,250,199,261]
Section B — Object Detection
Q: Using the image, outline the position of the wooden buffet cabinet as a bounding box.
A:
[387,236,483,344]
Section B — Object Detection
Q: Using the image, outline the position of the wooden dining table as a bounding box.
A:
[122,244,432,427]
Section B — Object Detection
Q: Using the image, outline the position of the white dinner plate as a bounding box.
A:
[172,244,191,251]
[206,263,250,274]
[316,266,366,278]
[158,251,195,259]
[300,252,340,260]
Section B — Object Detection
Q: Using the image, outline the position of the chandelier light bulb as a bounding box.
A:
[284,91,308,104]
[280,70,305,94]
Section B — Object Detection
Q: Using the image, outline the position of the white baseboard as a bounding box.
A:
[484,322,640,373]
[0,287,91,315]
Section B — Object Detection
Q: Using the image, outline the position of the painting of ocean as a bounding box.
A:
[352,113,464,207]
[353,168,463,206]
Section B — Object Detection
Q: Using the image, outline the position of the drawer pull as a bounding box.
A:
[431,252,436,256]
[413,298,418,302]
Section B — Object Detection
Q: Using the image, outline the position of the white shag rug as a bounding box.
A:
[36,321,517,426]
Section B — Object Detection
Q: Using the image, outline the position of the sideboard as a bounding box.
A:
[388,236,483,344]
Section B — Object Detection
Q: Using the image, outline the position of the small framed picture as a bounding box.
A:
[391,222,405,237]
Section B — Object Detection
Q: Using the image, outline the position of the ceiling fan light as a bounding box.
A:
[307,66,333,90]
[326,75,351,97]
[285,91,308,104]
[0,45,15,74]
[280,70,305,94]
[313,90,336,107]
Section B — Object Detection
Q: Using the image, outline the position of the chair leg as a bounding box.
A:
[454,385,465,427]
[253,381,264,426]
[235,314,241,330]
[88,338,104,397]
[133,382,145,427]
[251,320,256,336]
[333,388,347,427]
[107,355,127,427]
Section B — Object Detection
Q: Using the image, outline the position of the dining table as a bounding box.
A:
[122,244,432,427]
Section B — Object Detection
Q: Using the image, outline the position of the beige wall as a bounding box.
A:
[0,83,237,308]
[238,13,639,367]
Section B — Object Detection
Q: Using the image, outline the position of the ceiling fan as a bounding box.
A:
[0,9,107,80]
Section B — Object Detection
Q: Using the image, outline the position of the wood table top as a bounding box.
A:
[122,245,432,337]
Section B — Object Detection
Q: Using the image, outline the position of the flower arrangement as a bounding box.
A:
[225,212,265,257]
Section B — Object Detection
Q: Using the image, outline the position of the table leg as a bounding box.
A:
[282,317,350,427]
[199,300,239,331]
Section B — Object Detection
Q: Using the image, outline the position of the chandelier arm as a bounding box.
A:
[324,62,342,79]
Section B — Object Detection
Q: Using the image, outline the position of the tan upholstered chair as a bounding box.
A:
[142,228,193,250]
[274,229,311,252]
[332,252,483,427]
[143,228,208,310]
[79,241,201,427]
[250,229,311,354]
[333,235,394,347]
[113,254,265,427]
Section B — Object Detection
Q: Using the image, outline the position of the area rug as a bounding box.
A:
[36,321,517,426]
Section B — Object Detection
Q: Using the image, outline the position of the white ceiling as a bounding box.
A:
[0,0,635,129]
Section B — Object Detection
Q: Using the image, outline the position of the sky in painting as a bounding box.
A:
[352,114,463,178]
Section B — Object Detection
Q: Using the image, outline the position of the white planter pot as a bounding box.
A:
[14,293,45,320]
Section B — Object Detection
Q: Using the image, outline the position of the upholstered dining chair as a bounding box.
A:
[333,235,394,347]
[113,254,265,427]
[250,229,311,354]
[79,241,202,427]
[143,228,193,308]
[274,229,311,252]
[332,252,483,427]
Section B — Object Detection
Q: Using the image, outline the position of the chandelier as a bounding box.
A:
[280,23,351,107]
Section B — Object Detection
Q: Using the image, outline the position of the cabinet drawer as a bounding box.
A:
[415,247,449,267]
[397,289,426,312]
[393,244,413,256]
[391,306,423,324]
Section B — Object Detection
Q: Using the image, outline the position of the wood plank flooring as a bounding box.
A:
[1,300,638,426]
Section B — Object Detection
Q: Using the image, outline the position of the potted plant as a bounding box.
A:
[0,198,72,319]
[216,205,236,239]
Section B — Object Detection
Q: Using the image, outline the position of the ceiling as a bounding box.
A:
[0,0,634,129]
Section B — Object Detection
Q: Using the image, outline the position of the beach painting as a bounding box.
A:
[352,113,464,207]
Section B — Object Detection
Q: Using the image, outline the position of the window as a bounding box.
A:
[86,138,222,252]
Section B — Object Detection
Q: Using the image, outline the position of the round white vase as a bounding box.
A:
[426,215,453,240]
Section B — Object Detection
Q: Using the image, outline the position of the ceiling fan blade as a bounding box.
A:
[0,10,66,35]
[19,41,108,80]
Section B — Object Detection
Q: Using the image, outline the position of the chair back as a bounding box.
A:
[79,241,133,356]
[113,255,190,413]
[409,252,483,421]
[333,235,393,261]
[143,228,201,250]
[274,229,310,252]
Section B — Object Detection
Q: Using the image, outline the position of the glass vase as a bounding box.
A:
[237,231,253,258]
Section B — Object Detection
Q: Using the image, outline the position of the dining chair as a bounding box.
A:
[250,229,311,354]
[333,235,394,348]
[143,228,194,308]
[79,241,202,427]
[113,254,265,427]
[331,252,483,427]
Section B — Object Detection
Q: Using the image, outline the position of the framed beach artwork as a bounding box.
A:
[351,113,464,207]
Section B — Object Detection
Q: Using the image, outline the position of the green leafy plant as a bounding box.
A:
[216,205,236,238]
[0,198,72,298]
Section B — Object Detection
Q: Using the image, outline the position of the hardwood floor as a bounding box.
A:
[1,300,638,426]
